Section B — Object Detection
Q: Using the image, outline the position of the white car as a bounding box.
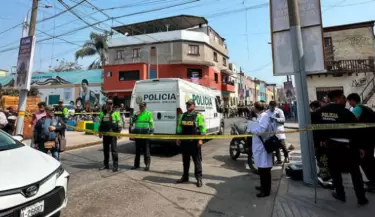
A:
[0,132,69,217]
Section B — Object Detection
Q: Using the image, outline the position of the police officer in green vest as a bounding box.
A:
[55,101,69,122]
[98,99,122,172]
[176,99,206,187]
[130,102,154,171]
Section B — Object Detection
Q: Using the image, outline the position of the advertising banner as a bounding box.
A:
[270,0,325,76]
[15,36,36,90]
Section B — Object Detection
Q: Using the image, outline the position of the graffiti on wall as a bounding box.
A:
[352,77,367,87]
[336,36,371,48]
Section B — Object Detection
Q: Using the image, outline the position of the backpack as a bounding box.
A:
[359,105,375,123]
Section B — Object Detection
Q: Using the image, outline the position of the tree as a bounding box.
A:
[75,31,110,69]
[53,59,83,72]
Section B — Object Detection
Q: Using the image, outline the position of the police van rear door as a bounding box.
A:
[132,80,178,135]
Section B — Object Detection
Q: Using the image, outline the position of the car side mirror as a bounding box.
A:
[13,134,24,142]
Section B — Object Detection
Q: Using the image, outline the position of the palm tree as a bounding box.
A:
[75,32,110,69]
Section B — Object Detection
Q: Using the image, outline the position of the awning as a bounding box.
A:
[112,15,208,36]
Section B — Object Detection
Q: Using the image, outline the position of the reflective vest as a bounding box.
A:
[180,112,198,135]
[99,111,121,132]
[55,106,69,120]
[131,110,154,134]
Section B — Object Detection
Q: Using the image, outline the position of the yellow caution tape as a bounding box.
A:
[18,111,25,117]
[66,122,375,140]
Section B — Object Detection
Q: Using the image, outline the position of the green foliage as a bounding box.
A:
[75,31,109,69]
[53,59,83,72]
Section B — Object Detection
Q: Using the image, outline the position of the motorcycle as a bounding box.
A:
[229,119,258,173]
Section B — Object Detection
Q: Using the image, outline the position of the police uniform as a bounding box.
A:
[98,100,122,172]
[176,100,206,187]
[311,103,368,204]
[130,102,154,171]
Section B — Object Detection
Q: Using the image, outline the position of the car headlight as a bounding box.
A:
[56,165,65,178]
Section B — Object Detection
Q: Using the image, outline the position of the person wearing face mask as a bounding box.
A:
[176,99,206,187]
[98,100,122,172]
[247,101,272,197]
[311,90,368,206]
[266,101,289,164]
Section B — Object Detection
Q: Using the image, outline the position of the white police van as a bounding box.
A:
[130,78,224,143]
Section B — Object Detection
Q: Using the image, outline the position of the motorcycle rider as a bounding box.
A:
[176,99,206,187]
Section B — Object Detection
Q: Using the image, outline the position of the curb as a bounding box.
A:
[65,141,103,151]
[285,126,299,129]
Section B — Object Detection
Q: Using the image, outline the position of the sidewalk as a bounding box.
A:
[273,171,375,217]
[24,130,129,151]
[285,122,299,129]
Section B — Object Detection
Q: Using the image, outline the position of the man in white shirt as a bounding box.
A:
[266,101,289,164]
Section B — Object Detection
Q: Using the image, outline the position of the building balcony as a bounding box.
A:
[169,59,215,67]
[221,68,233,75]
[326,58,375,73]
[221,83,235,92]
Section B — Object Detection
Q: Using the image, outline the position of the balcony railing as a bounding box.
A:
[326,58,375,73]
[221,83,235,92]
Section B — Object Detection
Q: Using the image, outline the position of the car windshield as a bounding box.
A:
[0,131,24,151]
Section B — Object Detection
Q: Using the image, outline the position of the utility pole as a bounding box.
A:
[15,0,39,136]
[287,0,317,186]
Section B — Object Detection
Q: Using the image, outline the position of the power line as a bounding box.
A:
[36,29,82,47]
[324,0,375,7]
[0,0,198,54]
[57,0,107,32]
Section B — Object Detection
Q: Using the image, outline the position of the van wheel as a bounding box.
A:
[218,123,224,135]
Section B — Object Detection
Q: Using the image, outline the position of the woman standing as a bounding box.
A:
[247,101,272,197]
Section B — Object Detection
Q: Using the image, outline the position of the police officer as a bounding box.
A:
[130,102,154,171]
[98,99,122,172]
[311,90,368,205]
[55,101,69,122]
[176,99,206,187]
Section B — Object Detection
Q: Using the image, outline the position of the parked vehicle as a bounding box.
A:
[0,132,69,217]
[130,78,224,144]
[229,120,258,173]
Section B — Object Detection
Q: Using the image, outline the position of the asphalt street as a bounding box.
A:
[60,117,299,217]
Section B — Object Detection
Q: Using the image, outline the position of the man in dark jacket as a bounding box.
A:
[33,105,66,160]
[347,93,375,192]
[311,90,368,205]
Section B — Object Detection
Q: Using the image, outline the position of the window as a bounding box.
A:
[188,45,199,55]
[119,70,140,81]
[316,86,343,101]
[324,37,334,61]
[187,68,203,78]
[213,52,218,62]
[116,50,124,60]
[214,73,218,83]
[223,57,227,66]
[132,48,140,58]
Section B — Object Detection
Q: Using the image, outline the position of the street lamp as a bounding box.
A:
[22,4,52,37]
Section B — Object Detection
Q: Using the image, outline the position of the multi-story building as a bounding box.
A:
[306,21,375,106]
[103,15,236,105]
[245,76,256,105]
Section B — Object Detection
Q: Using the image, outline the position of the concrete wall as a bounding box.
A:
[307,73,374,101]
[324,26,374,59]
